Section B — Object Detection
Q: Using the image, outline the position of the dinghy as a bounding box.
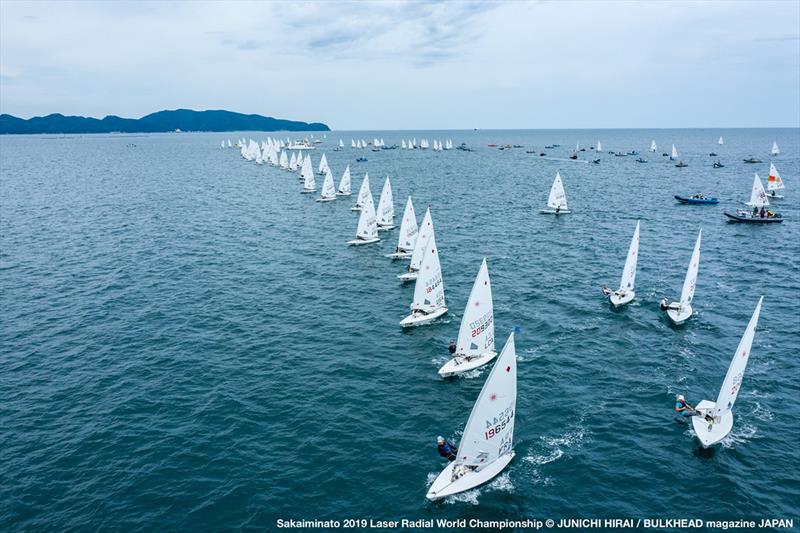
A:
[398,208,433,281]
[650,140,657,152]
[347,192,380,246]
[400,230,446,327]
[674,194,719,205]
[426,332,516,500]
[337,165,352,196]
[691,297,763,448]
[744,174,769,208]
[718,136,724,146]
[665,229,701,326]
[670,144,679,161]
[316,168,337,202]
[387,197,418,259]
[724,174,783,222]
[607,221,639,307]
[596,141,603,152]
[300,155,316,193]
[771,141,780,156]
[317,153,329,175]
[743,156,762,164]
[438,258,496,377]
[351,173,370,211]
[540,172,571,214]
[766,163,785,199]
[376,176,395,230]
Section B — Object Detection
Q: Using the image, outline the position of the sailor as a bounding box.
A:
[752,206,758,217]
[555,205,561,215]
[660,297,670,311]
[437,436,458,461]
[448,339,456,356]
[601,284,612,297]
[674,394,702,417]
[759,207,766,218]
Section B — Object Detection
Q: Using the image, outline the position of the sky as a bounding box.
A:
[1,0,799,130]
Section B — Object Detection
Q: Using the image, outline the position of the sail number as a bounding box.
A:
[484,412,513,440]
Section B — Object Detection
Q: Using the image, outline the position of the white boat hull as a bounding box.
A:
[351,206,362,212]
[386,251,413,260]
[377,224,396,231]
[540,208,571,215]
[426,452,515,501]
[766,193,784,199]
[667,304,693,325]
[397,270,419,282]
[336,192,352,196]
[399,307,448,328]
[609,290,635,307]
[691,400,733,448]
[438,352,498,378]
[301,189,316,194]
[347,237,380,246]
[316,197,336,202]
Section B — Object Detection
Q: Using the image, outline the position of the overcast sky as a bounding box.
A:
[1,0,799,129]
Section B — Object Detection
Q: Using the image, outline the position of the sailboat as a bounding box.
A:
[607,221,640,307]
[398,208,433,281]
[426,332,516,500]
[317,153,329,175]
[665,229,701,326]
[351,173,370,211]
[220,140,225,148]
[402,139,407,149]
[718,136,724,146]
[540,172,570,214]
[650,140,657,153]
[376,177,395,230]
[227,139,232,148]
[289,152,298,171]
[317,168,337,202]
[279,150,289,169]
[670,144,679,161]
[399,230,446,327]
[386,197,418,259]
[771,141,780,156]
[337,139,344,150]
[300,155,316,193]
[766,163,785,199]
[596,141,603,152]
[438,258,496,377]
[744,174,769,207]
[691,297,763,448]
[347,192,380,246]
[336,165,352,196]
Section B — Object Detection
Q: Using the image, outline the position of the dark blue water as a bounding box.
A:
[2,129,799,530]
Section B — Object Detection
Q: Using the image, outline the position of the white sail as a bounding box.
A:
[289,152,297,171]
[547,172,568,210]
[455,258,494,358]
[718,136,724,145]
[771,141,780,155]
[338,165,352,195]
[220,140,225,148]
[318,153,329,174]
[402,139,407,149]
[650,140,657,152]
[619,221,640,293]
[227,139,232,148]
[320,168,336,199]
[376,176,394,227]
[711,297,763,420]
[409,208,433,271]
[679,229,702,308]
[671,144,679,159]
[396,196,418,252]
[339,139,344,148]
[301,155,315,191]
[456,332,516,468]
[766,163,784,191]
[356,140,362,149]
[355,173,370,207]
[355,192,378,241]
[746,173,769,207]
[279,150,288,169]
[410,230,444,313]
[351,139,356,148]
[596,141,602,152]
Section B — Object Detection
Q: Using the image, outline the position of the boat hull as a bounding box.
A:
[300,189,316,194]
[377,224,396,231]
[316,197,336,202]
[540,208,571,215]
[397,271,419,282]
[609,291,635,307]
[438,352,498,377]
[347,237,380,246]
[386,251,413,260]
[724,212,783,223]
[399,307,448,328]
[667,305,692,325]
[336,192,352,196]
[674,196,719,205]
[350,206,362,212]
[426,452,515,501]
[691,400,733,448]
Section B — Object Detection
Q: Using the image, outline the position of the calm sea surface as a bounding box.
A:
[1,129,799,530]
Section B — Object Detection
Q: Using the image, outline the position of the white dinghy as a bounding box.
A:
[300,155,316,193]
[718,136,724,146]
[427,332,517,500]
[766,163,785,199]
[400,230,446,327]
[744,173,769,208]
[386,197,418,259]
[540,172,570,214]
[317,168,337,202]
[438,258,496,377]
[671,144,679,160]
[347,192,380,246]
[771,141,780,156]
[398,207,433,282]
[337,165,352,196]
[376,176,395,230]
[665,229,702,325]
[691,297,763,448]
[317,153,329,175]
[351,173,370,211]
[650,140,657,152]
[607,220,640,307]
